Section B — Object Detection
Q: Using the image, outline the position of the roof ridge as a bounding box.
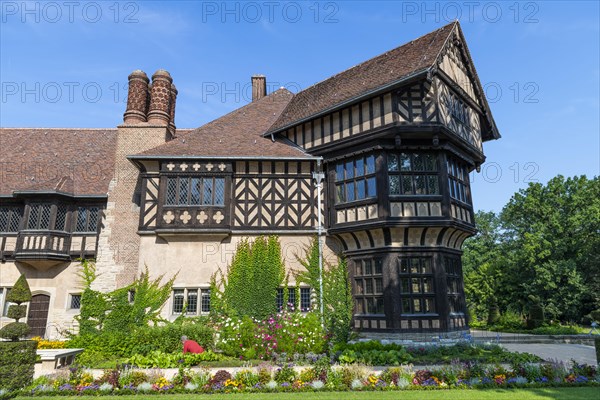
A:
[0,127,117,130]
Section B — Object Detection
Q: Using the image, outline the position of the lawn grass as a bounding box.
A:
[13,387,600,400]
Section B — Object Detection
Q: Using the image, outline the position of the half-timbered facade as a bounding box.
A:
[0,22,499,338]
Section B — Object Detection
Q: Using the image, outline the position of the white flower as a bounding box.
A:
[137,382,153,392]
[185,383,198,390]
[312,380,325,389]
[351,379,363,389]
[266,380,278,389]
[99,383,113,392]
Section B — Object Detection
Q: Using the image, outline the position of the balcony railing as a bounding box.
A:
[14,230,72,260]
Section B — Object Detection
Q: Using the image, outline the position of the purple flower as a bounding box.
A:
[281,382,290,387]
[58,383,73,391]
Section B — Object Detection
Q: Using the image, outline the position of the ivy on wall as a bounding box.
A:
[213,236,285,320]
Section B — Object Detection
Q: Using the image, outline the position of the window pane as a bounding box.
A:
[410,258,420,274]
[422,258,432,274]
[287,288,296,311]
[55,205,67,231]
[355,261,362,276]
[214,178,225,206]
[413,154,425,171]
[401,279,410,293]
[414,175,426,194]
[166,178,177,205]
[425,154,437,171]
[365,280,373,294]
[27,205,40,229]
[0,209,7,231]
[366,156,375,174]
[201,289,211,313]
[427,175,439,195]
[423,278,433,293]
[376,298,384,314]
[400,153,411,171]
[448,178,455,197]
[345,161,354,179]
[300,288,311,311]
[187,289,198,314]
[389,175,400,195]
[356,299,364,314]
[355,280,363,294]
[399,259,409,274]
[388,154,398,171]
[179,178,189,205]
[336,163,344,181]
[8,208,22,232]
[366,298,375,314]
[190,178,201,205]
[401,298,411,313]
[356,179,366,200]
[336,184,345,203]
[413,299,422,313]
[402,176,413,195]
[70,295,81,309]
[76,208,88,232]
[412,278,421,293]
[425,298,435,313]
[364,260,372,275]
[367,177,376,197]
[346,182,355,202]
[203,178,213,205]
[88,208,98,232]
[355,158,364,176]
[375,278,383,294]
[173,290,184,313]
[374,259,382,274]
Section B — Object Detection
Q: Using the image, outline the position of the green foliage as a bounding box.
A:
[220,236,285,320]
[464,175,600,325]
[6,274,32,305]
[0,340,37,390]
[0,322,31,341]
[75,261,176,336]
[67,319,214,363]
[595,337,600,365]
[6,305,27,321]
[274,363,297,383]
[589,309,600,322]
[0,274,32,341]
[127,350,224,368]
[295,237,353,344]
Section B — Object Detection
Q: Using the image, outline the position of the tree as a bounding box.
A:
[295,237,353,344]
[0,274,32,341]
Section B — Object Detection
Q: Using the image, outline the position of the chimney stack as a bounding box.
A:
[168,83,178,134]
[147,70,173,126]
[251,75,267,101]
[123,70,150,124]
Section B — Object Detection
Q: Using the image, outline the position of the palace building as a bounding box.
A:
[0,22,499,338]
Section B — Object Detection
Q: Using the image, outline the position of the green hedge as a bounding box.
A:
[595,337,600,365]
[0,340,36,390]
[68,321,214,358]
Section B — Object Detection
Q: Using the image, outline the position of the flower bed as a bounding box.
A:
[15,359,599,397]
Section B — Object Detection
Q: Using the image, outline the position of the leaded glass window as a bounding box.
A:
[0,207,23,232]
[354,258,384,315]
[388,153,439,196]
[398,257,436,314]
[164,177,226,206]
[335,155,377,204]
[447,158,471,204]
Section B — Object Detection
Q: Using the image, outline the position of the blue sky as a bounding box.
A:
[1,1,598,212]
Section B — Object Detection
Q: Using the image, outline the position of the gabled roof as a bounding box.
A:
[0,128,118,197]
[134,89,314,159]
[266,21,499,141]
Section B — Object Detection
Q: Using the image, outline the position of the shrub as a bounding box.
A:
[209,370,232,386]
[527,303,545,329]
[0,340,37,390]
[274,363,297,384]
[595,337,600,365]
[0,274,32,341]
[6,275,32,304]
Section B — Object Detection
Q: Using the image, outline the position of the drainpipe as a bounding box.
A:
[312,159,325,327]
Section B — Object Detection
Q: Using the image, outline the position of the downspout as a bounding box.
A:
[312,158,325,327]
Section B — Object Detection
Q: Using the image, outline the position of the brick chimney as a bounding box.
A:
[123,70,150,124]
[168,83,178,135]
[147,70,173,126]
[251,75,267,101]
